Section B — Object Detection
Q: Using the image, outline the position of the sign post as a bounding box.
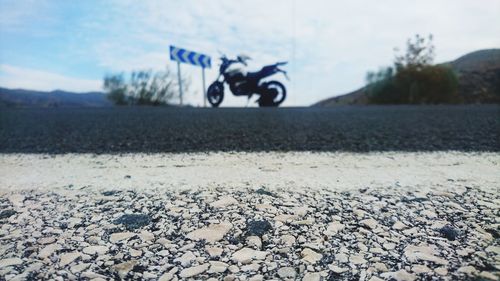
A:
[169,46,211,107]
[176,61,183,105]
[202,67,206,107]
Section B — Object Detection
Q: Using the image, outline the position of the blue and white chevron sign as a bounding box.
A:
[170,46,211,68]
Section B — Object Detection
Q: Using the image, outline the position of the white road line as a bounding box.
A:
[1,152,498,192]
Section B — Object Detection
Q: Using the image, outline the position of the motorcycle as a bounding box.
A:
[207,54,288,107]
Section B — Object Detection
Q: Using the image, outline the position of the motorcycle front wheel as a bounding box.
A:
[258,81,286,107]
[207,81,224,107]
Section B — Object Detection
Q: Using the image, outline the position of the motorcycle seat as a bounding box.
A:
[246,71,260,80]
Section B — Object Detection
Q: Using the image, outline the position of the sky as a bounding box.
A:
[0,0,499,106]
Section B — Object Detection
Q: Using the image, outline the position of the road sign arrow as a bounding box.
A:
[188,52,197,66]
[170,46,211,69]
[202,56,211,68]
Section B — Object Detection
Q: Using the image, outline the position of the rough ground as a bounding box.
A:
[0,185,498,281]
[0,152,499,280]
[1,106,499,153]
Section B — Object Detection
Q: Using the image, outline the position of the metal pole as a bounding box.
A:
[202,67,206,107]
[177,61,183,106]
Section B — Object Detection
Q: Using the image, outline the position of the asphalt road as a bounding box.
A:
[0,106,498,153]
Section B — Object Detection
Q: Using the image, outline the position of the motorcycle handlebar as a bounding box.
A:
[221,57,246,67]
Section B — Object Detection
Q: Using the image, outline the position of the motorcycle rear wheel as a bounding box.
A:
[258,81,286,107]
[207,82,224,107]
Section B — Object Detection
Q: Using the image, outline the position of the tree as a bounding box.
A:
[366,34,460,104]
[103,67,189,106]
[394,34,435,71]
[103,74,127,105]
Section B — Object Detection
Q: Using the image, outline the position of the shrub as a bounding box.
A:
[103,67,189,106]
[366,34,460,104]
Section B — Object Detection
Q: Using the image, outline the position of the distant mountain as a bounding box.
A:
[0,88,112,108]
[314,49,500,106]
[446,49,500,103]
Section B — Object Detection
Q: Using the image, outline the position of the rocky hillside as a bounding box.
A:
[314,49,500,106]
[0,88,111,108]
[448,49,500,103]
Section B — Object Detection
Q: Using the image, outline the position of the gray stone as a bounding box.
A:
[277,267,296,279]
[114,214,151,230]
[211,196,238,208]
[302,272,321,281]
[158,267,178,281]
[112,261,137,279]
[174,251,196,267]
[82,245,108,255]
[381,270,417,281]
[232,248,268,264]
[0,258,23,268]
[404,245,448,265]
[301,248,323,264]
[39,243,61,259]
[186,222,232,243]
[60,252,81,267]
[360,218,379,229]
[110,232,136,243]
[179,263,210,278]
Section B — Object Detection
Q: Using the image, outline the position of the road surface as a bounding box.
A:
[0,106,498,153]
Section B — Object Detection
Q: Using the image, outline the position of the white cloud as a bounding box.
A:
[1,0,499,106]
[0,65,102,92]
[0,0,57,35]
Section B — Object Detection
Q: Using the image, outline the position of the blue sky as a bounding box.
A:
[0,0,499,106]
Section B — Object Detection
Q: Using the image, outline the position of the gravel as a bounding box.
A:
[438,225,460,241]
[0,210,16,219]
[0,185,498,280]
[245,220,273,237]
[114,214,152,230]
[1,106,498,153]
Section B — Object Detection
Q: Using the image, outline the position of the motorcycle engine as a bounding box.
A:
[225,65,247,78]
[225,65,251,96]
